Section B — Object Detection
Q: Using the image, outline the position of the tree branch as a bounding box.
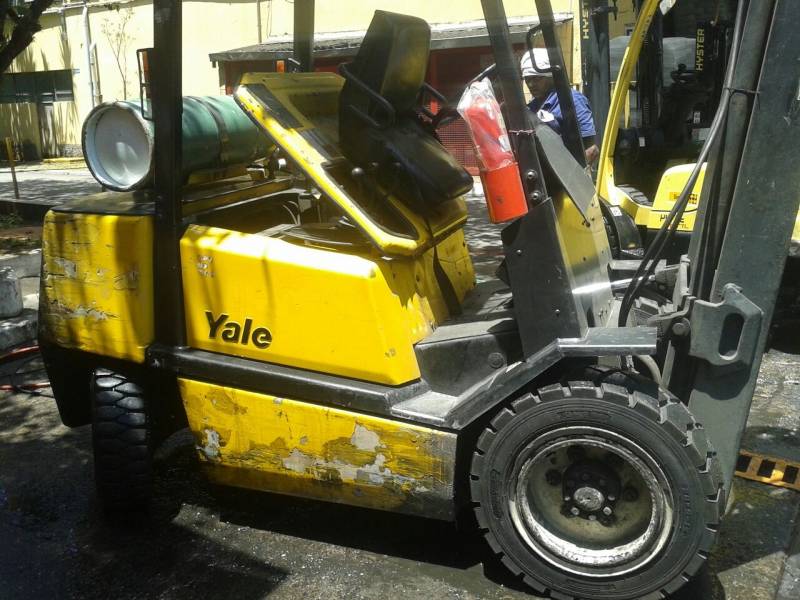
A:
[0,1,9,48]
[0,0,55,75]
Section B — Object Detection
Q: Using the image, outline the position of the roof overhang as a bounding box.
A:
[209,13,573,64]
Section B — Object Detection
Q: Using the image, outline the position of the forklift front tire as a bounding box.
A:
[91,369,153,513]
[470,382,722,600]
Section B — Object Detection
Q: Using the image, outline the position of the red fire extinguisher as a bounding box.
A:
[458,80,528,223]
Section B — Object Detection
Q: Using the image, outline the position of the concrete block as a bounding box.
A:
[0,308,37,351]
[0,248,41,278]
[0,268,22,318]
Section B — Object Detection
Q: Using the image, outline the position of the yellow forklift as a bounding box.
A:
[595,0,800,263]
[37,0,800,598]
[594,0,800,341]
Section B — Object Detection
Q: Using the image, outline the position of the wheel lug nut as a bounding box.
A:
[570,507,580,516]
[603,506,613,516]
[608,494,616,502]
[588,514,597,521]
[564,495,572,502]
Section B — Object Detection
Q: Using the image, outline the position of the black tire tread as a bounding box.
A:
[92,368,152,512]
[618,185,654,207]
[470,383,723,600]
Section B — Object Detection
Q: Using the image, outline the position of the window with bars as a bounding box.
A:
[0,69,75,104]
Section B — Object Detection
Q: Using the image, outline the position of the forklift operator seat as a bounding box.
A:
[338,10,473,207]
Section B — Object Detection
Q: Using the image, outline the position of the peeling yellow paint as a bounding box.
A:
[196,255,214,277]
[179,378,458,519]
[39,211,154,363]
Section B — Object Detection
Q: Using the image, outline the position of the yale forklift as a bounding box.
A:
[37,0,800,598]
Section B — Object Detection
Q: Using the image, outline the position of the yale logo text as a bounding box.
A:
[206,311,272,349]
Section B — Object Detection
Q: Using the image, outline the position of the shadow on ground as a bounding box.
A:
[0,179,102,206]
[0,379,760,600]
[3,338,799,600]
[0,391,287,600]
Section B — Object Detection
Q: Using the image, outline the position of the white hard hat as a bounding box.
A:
[520,48,553,78]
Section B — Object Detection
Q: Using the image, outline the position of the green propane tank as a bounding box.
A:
[82,96,271,191]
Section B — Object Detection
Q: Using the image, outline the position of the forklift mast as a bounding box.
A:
[636,0,663,129]
[580,0,615,143]
[665,0,800,487]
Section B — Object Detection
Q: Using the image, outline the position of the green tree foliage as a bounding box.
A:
[0,0,56,75]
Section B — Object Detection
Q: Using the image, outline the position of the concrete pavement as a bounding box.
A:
[0,166,100,217]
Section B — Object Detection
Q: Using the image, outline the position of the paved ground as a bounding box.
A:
[0,349,797,600]
[0,187,797,600]
[0,166,99,206]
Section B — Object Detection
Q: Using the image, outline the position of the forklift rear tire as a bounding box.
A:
[618,185,653,207]
[91,369,152,513]
[470,382,722,600]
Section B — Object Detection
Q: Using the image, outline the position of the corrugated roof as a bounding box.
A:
[209,13,573,63]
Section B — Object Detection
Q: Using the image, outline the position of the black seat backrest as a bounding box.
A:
[339,11,473,207]
[342,11,430,116]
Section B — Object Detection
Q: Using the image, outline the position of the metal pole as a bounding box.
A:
[638,7,662,129]
[4,138,19,200]
[82,2,96,109]
[152,0,186,347]
[582,0,612,143]
[256,0,263,44]
[534,0,585,165]
[293,0,315,72]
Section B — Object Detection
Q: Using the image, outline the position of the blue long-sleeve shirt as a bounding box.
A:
[528,89,596,138]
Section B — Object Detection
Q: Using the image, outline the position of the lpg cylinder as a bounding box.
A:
[82,96,271,191]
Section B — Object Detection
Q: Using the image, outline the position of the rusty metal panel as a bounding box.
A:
[179,378,458,520]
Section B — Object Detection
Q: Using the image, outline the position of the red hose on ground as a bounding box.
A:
[0,382,50,391]
[0,344,50,393]
[0,344,40,364]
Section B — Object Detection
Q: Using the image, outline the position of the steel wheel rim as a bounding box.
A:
[508,426,674,577]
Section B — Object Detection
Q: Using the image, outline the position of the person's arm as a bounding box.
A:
[583,136,600,164]
[573,92,599,164]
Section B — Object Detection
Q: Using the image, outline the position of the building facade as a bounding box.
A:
[1,0,618,161]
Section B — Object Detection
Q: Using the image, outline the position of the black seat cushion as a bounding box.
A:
[374,117,474,206]
[339,10,472,207]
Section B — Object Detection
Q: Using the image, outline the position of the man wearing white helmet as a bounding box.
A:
[521,48,600,164]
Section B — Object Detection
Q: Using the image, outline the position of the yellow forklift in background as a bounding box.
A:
[596,0,800,265]
[37,0,800,598]
[595,0,800,339]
